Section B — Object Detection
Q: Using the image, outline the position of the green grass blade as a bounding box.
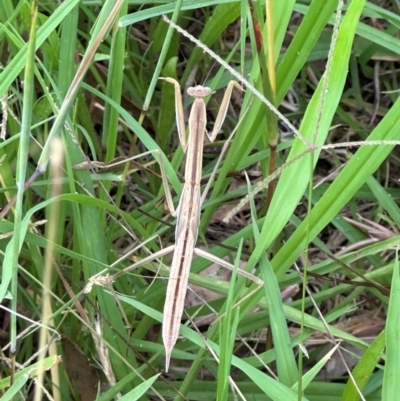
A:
[3,5,37,359]
[118,374,161,401]
[247,174,297,386]
[342,330,385,401]
[382,253,400,401]
[217,241,242,401]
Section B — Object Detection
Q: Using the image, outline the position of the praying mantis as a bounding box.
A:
[159,77,245,371]
[87,77,263,371]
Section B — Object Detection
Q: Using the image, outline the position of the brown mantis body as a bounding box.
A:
[161,78,243,371]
